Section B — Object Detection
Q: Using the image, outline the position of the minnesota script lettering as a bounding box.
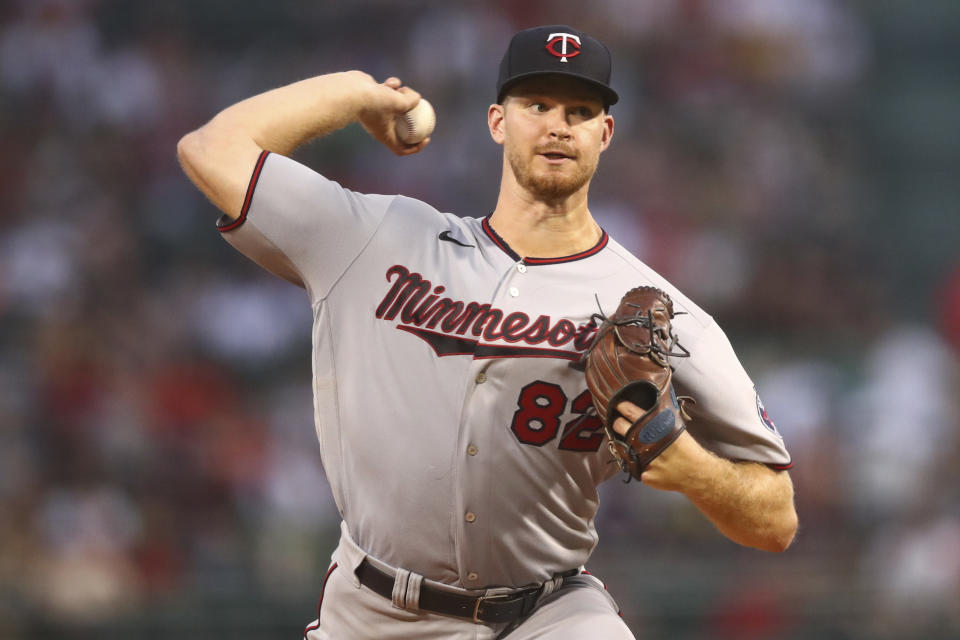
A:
[376,265,597,358]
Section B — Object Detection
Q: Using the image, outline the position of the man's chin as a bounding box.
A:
[507,151,593,201]
[524,173,589,201]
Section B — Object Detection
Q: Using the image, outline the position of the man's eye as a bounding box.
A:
[577,107,594,118]
[532,103,548,112]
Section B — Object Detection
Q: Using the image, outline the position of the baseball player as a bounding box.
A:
[177,25,796,640]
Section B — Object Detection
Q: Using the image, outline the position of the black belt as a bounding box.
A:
[355,559,577,624]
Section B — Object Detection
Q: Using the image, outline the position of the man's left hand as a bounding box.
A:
[613,400,712,492]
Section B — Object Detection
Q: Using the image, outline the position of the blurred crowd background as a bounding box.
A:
[1,1,958,638]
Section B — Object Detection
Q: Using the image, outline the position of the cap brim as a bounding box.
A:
[497,71,619,107]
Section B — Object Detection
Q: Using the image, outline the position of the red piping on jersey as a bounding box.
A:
[481,216,609,265]
[482,216,519,259]
[218,149,270,233]
[767,461,794,471]
[303,562,338,638]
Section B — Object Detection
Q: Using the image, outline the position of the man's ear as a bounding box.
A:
[600,113,614,152]
[488,103,506,145]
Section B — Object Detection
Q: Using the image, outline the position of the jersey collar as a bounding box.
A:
[481,215,609,265]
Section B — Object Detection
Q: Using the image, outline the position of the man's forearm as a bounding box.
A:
[205,70,377,156]
[683,454,797,552]
[639,431,797,552]
[177,71,424,219]
[177,71,376,216]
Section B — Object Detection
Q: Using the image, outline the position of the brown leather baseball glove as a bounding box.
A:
[577,286,694,482]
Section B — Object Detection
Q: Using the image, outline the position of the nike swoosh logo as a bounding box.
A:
[438,230,475,248]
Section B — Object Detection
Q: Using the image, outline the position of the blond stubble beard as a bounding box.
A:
[506,143,597,203]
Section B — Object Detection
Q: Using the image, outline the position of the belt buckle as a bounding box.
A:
[472,592,511,623]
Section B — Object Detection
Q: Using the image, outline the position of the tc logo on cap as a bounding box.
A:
[545,33,581,62]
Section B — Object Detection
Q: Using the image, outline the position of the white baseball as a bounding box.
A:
[395,99,436,145]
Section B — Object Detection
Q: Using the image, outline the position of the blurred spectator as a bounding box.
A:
[938,262,960,355]
[28,485,143,623]
[0,0,161,131]
[840,325,959,522]
[861,510,960,637]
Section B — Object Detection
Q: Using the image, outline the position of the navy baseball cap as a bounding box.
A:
[497,25,619,108]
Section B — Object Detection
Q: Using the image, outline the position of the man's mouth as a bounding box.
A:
[537,147,576,161]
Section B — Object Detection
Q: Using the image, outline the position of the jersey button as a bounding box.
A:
[467,444,479,456]
[465,512,477,523]
[517,263,527,273]
[467,572,479,582]
[509,287,519,297]
[475,372,487,384]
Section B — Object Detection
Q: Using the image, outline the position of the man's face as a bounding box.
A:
[489,76,614,203]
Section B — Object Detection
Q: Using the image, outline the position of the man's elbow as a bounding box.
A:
[762,469,798,552]
[177,124,231,181]
[175,125,248,214]
[176,130,203,178]
[762,508,798,553]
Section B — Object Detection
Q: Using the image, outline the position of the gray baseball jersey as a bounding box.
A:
[219,151,792,590]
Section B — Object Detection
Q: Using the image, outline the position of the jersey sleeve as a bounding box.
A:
[217,151,395,300]
[672,320,793,470]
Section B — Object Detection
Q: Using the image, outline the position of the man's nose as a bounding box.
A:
[548,114,572,139]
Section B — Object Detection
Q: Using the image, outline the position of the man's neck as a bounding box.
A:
[488,183,602,259]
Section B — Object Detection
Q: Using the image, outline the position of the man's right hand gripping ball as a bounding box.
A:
[578,287,694,482]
